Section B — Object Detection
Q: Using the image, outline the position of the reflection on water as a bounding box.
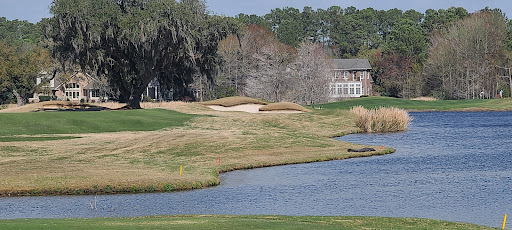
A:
[1,111,511,228]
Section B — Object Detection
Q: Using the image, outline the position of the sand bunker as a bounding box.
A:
[207,104,303,114]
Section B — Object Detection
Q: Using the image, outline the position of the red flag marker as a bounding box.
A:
[218,157,220,165]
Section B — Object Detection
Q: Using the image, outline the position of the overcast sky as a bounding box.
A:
[1,0,511,23]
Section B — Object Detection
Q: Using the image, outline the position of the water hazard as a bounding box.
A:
[1,111,511,228]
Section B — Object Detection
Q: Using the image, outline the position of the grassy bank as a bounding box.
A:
[319,96,512,111]
[0,215,495,230]
[0,103,390,196]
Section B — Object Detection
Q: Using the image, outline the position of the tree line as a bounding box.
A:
[1,1,512,107]
[232,6,512,99]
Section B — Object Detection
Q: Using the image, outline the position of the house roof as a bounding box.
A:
[83,83,96,90]
[332,59,372,70]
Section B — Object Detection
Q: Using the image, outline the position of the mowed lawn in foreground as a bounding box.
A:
[319,96,512,111]
[0,109,199,136]
[0,216,495,230]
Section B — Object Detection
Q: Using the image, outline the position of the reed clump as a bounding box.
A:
[350,106,412,133]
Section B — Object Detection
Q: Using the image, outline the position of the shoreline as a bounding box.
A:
[0,103,394,197]
[4,100,511,197]
[1,138,394,197]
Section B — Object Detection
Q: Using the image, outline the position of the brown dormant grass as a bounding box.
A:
[410,96,437,101]
[141,101,189,109]
[351,106,412,133]
[259,102,311,112]
[0,103,393,196]
[0,104,17,111]
[201,96,268,107]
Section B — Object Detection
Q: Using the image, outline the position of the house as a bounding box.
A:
[144,78,174,101]
[329,59,373,99]
[33,72,106,102]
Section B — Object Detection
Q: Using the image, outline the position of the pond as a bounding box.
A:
[1,111,511,228]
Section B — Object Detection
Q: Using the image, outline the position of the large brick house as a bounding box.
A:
[33,72,106,102]
[329,59,373,99]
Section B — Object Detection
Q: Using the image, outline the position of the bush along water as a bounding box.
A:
[350,106,412,133]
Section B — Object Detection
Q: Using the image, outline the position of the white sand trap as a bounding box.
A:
[207,104,303,114]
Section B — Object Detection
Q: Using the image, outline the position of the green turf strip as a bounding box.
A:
[0,109,198,136]
[317,96,512,111]
[0,216,495,230]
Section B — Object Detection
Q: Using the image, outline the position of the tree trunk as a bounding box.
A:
[12,89,26,107]
[127,96,141,109]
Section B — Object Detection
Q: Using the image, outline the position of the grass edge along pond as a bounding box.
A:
[318,96,512,111]
[2,96,512,196]
[0,101,393,196]
[0,215,496,230]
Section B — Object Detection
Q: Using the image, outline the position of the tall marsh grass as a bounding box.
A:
[350,106,412,133]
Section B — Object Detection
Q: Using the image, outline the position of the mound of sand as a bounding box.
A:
[207,104,303,114]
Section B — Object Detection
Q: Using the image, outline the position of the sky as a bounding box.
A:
[1,0,511,23]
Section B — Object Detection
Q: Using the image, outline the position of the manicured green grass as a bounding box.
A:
[318,96,512,111]
[0,216,495,230]
[0,136,79,142]
[0,109,198,136]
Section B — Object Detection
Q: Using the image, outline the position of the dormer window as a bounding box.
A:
[65,83,80,89]
[343,71,348,79]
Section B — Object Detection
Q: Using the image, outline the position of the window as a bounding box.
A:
[92,89,100,98]
[343,71,348,79]
[66,83,80,89]
[333,71,338,79]
[360,71,364,81]
[356,84,361,95]
[349,84,355,94]
[343,84,349,95]
[77,92,79,98]
[336,83,343,95]
[72,92,76,98]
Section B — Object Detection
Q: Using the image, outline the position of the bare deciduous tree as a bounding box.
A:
[245,38,296,102]
[289,41,332,105]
